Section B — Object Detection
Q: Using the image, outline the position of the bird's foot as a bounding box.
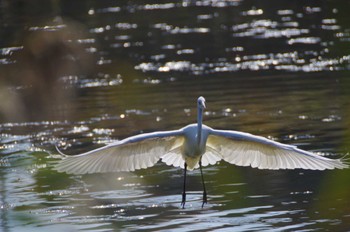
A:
[202,191,207,208]
[181,192,186,209]
[181,201,185,209]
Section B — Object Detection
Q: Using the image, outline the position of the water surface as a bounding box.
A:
[1,0,350,231]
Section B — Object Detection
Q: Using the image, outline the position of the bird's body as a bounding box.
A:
[55,96,348,207]
[180,123,207,169]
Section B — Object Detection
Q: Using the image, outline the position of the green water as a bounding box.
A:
[1,0,350,231]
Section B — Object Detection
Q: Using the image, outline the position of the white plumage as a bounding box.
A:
[55,96,348,207]
[55,97,347,174]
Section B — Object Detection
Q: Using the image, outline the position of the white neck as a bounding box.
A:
[197,107,203,145]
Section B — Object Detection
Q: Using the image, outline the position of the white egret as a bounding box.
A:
[55,96,348,208]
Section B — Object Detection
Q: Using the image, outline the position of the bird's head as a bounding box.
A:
[197,96,206,110]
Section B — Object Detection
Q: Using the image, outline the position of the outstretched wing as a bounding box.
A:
[207,129,348,170]
[55,129,184,174]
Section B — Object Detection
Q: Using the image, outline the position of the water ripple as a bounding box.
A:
[1,1,350,231]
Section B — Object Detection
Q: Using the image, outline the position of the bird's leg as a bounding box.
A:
[181,163,187,209]
[199,160,207,207]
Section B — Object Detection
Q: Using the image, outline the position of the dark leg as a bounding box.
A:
[199,160,207,207]
[181,163,187,209]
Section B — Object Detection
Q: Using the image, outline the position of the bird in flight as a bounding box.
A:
[55,96,348,208]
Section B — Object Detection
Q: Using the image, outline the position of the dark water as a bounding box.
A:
[1,0,350,231]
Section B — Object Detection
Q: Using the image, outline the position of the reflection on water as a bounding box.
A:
[1,0,350,231]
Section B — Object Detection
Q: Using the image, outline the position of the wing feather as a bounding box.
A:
[207,129,348,170]
[55,130,184,174]
[161,147,184,168]
[201,147,221,166]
